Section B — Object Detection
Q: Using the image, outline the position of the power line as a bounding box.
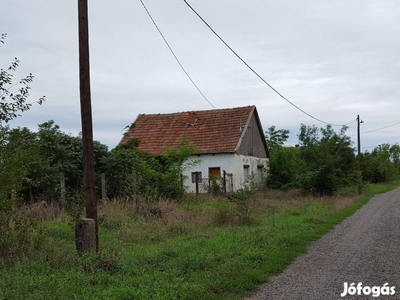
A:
[349,121,400,137]
[139,0,216,109]
[361,122,400,135]
[183,0,355,127]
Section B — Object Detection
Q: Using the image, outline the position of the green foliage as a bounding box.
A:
[0,125,47,207]
[227,187,257,225]
[297,124,356,195]
[361,143,400,183]
[100,147,140,198]
[102,138,197,200]
[267,123,399,194]
[0,33,45,123]
[265,125,290,151]
[0,121,108,210]
[0,209,46,264]
[267,124,357,195]
[206,175,225,196]
[61,189,85,221]
[267,146,303,190]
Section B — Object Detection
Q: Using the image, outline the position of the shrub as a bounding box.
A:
[0,210,46,264]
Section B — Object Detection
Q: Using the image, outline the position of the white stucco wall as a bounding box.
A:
[182,153,268,194]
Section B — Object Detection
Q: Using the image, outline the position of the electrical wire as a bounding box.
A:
[139,0,216,109]
[361,122,400,135]
[183,0,355,127]
[349,121,400,137]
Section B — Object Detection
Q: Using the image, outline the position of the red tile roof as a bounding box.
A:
[120,106,256,156]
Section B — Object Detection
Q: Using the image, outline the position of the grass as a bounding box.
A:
[0,181,399,300]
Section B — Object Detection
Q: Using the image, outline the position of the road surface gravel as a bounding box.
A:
[246,187,400,300]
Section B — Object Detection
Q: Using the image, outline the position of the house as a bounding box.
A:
[120,105,270,193]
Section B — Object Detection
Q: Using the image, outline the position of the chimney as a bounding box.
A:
[188,112,198,126]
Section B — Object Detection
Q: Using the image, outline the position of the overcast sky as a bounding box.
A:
[1,0,399,151]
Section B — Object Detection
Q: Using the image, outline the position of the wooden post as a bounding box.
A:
[11,189,16,202]
[195,172,199,196]
[357,115,360,172]
[78,0,98,251]
[101,173,107,200]
[75,218,96,255]
[60,173,66,202]
[223,170,227,195]
[357,115,364,193]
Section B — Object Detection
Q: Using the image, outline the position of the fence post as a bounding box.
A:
[11,189,17,201]
[101,173,107,200]
[223,171,227,195]
[195,172,199,196]
[60,173,66,202]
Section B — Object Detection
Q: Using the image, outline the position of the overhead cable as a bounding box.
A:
[361,122,400,135]
[139,0,216,109]
[183,0,355,126]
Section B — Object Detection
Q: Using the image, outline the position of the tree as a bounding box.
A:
[297,124,356,195]
[0,33,45,123]
[0,121,109,209]
[267,146,303,190]
[0,125,49,208]
[361,143,400,183]
[265,125,290,150]
[99,146,140,199]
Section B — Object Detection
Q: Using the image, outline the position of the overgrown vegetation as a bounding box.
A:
[0,121,108,210]
[0,182,398,299]
[0,121,196,211]
[265,124,400,195]
[102,137,197,200]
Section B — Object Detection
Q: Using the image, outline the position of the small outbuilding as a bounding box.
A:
[120,105,270,193]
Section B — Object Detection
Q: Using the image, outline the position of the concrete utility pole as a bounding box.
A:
[78,0,99,252]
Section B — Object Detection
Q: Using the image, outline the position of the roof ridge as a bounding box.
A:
[137,105,254,117]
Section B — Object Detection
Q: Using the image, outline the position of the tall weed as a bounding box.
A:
[0,210,45,264]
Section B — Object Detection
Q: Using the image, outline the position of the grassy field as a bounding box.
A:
[1,182,399,300]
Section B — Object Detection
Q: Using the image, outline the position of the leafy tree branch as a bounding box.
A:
[0,33,45,123]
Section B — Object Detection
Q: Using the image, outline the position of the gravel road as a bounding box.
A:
[246,187,400,300]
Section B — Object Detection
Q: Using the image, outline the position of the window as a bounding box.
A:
[243,164,249,181]
[257,165,264,182]
[209,167,221,178]
[191,172,202,183]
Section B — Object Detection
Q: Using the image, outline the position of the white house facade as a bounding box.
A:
[183,153,269,193]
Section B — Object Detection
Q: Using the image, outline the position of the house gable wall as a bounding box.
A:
[236,113,268,158]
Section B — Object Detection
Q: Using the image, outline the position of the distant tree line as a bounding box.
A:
[265,125,400,195]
